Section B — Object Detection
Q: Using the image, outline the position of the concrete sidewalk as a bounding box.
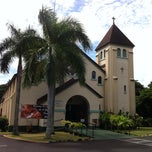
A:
[92,129,134,140]
[78,128,134,140]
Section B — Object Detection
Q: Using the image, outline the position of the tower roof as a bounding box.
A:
[95,23,135,51]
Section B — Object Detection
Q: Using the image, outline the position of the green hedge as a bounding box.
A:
[99,112,143,131]
[8,125,46,133]
[0,116,8,132]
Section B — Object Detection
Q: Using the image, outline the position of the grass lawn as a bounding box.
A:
[130,127,152,137]
[1,131,90,143]
[1,127,152,142]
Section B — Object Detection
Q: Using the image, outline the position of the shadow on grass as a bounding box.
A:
[1,131,90,143]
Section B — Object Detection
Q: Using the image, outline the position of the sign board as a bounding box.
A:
[55,100,63,107]
[21,104,48,119]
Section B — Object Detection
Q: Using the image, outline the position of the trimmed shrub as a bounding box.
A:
[143,118,152,127]
[99,112,133,131]
[0,116,8,132]
[130,114,143,129]
[99,112,112,129]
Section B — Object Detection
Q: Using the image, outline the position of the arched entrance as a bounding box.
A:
[65,95,89,125]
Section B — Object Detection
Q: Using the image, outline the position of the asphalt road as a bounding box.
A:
[0,135,152,152]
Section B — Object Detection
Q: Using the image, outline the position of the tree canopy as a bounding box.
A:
[136,81,152,118]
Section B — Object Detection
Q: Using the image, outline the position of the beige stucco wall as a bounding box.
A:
[19,81,48,126]
[19,79,103,127]
[0,43,135,128]
[0,78,16,125]
[0,52,105,127]
[55,82,103,124]
[84,55,105,95]
[96,44,135,114]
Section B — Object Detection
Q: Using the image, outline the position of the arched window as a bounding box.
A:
[123,49,127,58]
[117,48,121,57]
[124,85,127,94]
[98,76,102,85]
[100,51,103,60]
[92,71,96,80]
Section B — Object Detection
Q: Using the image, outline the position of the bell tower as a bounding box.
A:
[96,19,135,114]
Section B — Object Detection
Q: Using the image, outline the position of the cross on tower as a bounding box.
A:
[112,17,115,24]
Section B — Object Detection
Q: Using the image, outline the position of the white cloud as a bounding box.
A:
[0,0,152,86]
[63,0,152,87]
[0,0,51,84]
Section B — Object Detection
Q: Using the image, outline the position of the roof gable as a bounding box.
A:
[95,23,135,51]
[80,51,105,73]
[37,78,103,104]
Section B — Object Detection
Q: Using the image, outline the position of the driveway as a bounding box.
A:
[0,135,152,152]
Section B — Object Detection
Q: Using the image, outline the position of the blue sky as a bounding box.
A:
[0,0,152,86]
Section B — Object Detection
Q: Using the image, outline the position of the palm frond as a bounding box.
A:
[62,17,83,31]
[38,7,57,43]
[38,6,57,26]
[24,26,37,36]
[7,24,20,38]
[0,37,15,54]
[23,50,47,87]
[54,46,69,84]
[60,43,86,85]
[57,17,92,51]
[0,50,14,73]
[18,36,46,57]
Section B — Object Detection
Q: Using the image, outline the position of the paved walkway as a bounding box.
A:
[93,129,134,140]
[77,128,134,140]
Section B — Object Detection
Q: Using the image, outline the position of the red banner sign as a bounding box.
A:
[21,104,48,119]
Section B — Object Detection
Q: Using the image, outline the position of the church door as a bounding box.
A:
[65,95,89,125]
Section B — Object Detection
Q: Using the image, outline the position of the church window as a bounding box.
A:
[91,71,96,80]
[98,76,102,85]
[124,85,127,94]
[123,49,127,58]
[117,48,121,57]
[100,50,106,60]
[100,51,103,60]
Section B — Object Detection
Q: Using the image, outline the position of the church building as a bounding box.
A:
[0,20,136,129]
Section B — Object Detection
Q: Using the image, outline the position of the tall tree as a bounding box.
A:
[135,80,145,96]
[136,82,152,118]
[23,7,91,138]
[0,24,38,135]
[0,84,7,100]
[148,81,152,88]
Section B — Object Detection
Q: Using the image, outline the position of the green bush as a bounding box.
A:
[0,116,8,132]
[116,115,133,130]
[99,112,112,129]
[110,114,119,130]
[143,118,152,127]
[130,114,143,129]
[61,120,86,129]
[61,120,86,135]
[99,112,133,131]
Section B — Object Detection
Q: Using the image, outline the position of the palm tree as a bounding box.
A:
[23,7,91,138]
[0,24,38,135]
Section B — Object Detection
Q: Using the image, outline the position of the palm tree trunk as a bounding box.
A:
[13,58,22,135]
[45,82,55,138]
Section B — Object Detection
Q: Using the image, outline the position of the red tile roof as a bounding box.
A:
[95,23,135,51]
